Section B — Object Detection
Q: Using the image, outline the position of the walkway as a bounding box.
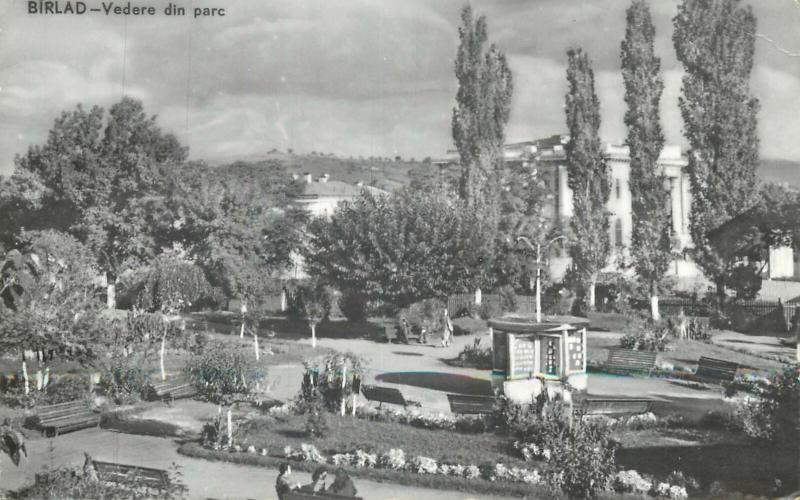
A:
[0,428,510,500]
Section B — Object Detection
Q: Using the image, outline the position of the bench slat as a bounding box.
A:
[93,461,169,489]
[605,349,657,375]
[694,356,738,383]
[361,385,420,408]
[447,394,495,415]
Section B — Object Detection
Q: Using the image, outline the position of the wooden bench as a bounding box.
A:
[93,460,169,490]
[693,356,739,384]
[151,377,197,402]
[447,394,495,415]
[286,490,363,500]
[361,385,420,409]
[604,349,657,376]
[36,399,99,437]
[574,398,654,418]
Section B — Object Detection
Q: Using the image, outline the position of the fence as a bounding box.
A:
[642,297,799,335]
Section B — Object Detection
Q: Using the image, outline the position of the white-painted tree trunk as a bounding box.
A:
[253,333,260,361]
[650,295,661,321]
[22,361,29,395]
[160,333,167,382]
[351,393,357,416]
[340,365,347,416]
[43,367,50,388]
[240,322,245,338]
[311,323,317,349]
[240,301,248,338]
[35,370,42,391]
[226,408,233,448]
[106,272,117,310]
[588,280,596,312]
[474,287,482,306]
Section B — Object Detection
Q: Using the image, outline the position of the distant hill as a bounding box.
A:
[206,151,435,192]
[758,159,800,189]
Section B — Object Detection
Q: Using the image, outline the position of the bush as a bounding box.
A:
[477,300,504,320]
[495,285,518,313]
[100,365,154,405]
[135,254,221,313]
[0,374,91,408]
[338,290,368,323]
[295,353,364,413]
[305,400,330,439]
[619,321,670,352]
[732,368,799,444]
[400,298,445,337]
[454,338,492,369]
[184,342,267,406]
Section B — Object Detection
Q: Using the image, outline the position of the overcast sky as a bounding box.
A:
[1,0,799,175]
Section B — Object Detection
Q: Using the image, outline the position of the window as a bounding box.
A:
[615,179,621,199]
[614,218,623,247]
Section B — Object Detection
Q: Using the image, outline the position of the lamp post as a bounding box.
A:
[516,235,566,323]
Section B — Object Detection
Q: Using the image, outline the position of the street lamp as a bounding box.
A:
[516,235,566,323]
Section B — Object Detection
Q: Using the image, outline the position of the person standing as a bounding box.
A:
[440,308,453,348]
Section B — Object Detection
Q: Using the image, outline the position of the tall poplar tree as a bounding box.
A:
[452,4,513,209]
[674,0,760,307]
[621,0,671,320]
[565,49,610,311]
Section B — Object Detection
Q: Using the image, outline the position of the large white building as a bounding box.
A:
[434,134,704,285]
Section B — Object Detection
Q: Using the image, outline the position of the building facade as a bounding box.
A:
[435,134,703,285]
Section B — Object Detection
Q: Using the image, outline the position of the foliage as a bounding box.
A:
[454,338,493,369]
[511,394,617,499]
[0,375,91,408]
[477,299,504,320]
[338,289,368,323]
[185,341,266,406]
[621,1,673,319]
[134,253,221,313]
[452,5,512,209]
[0,234,104,365]
[305,400,330,439]
[730,368,799,444]
[673,0,760,307]
[13,98,188,307]
[13,462,188,499]
[565,48,611,309]
[304,186,495,312]
[162,161,305,306]
[495,284,518,312]
[99,365,154,405]
[400,298,446,338]
[296,353,364,413]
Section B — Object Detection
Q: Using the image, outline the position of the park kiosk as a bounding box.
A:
[489,316,588,403]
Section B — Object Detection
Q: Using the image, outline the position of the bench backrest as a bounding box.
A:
[361,385,407,406]
[447,394,495,415]
[38,400,91,420]
[695,356,738,382]
[285,490,363,500]
[606,349,657,372]
[582,398,652,416]
[93,461,168,488]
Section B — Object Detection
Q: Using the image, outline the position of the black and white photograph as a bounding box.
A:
[0,0,799,498]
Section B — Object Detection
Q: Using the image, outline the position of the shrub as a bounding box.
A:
[477,300,504,320]
[185,342,267,406]
[296,353,364,413]
[99,365,153,405]
[495,285,518,312]
[135,254,220,313]
[732,368,799,444]
[454,338,492,369]
[338,290,368,323]
[378,448,407,470]
[619,320,670,352]
[305,400,329,439]
[400,298,445,336]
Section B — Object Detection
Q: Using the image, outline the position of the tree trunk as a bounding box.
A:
[340,365,347,416]
[106,273,117,310]
[160,333,167,382]
[588,279,596,312]
[226,407,233,448]
[311,323,317,349]
[253,333,260,361]
[22,361,29,395]
[716,279,726,312]
[650,282,660,321]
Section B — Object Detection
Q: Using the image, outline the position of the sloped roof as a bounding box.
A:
[298,180,386,198]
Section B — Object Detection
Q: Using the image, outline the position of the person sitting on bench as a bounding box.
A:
[275,463,299,500]
[300,466,329,493]
[327,468,357,497]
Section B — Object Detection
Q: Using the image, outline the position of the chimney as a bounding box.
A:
[319,173,330,183]
[304,172,312,184]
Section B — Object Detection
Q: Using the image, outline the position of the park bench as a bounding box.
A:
[93,460,169,490]
[574,397,654,418]
[692,356,739,384]
[361,384,421,409]
[447,394,495,415]
[604,349,657,376]
[286,490,363,500]
[35,399,100,437]
[151,377,197,402]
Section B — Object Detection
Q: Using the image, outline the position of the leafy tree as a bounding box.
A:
[289,280,333,348]
[621,0,673,320]
[303,185,494,311]
[0,231,103,367]
[163,161,305,308]
[673,0,760,308]
[452,4,513,207]
[14,97,188,308]
[565,49,611,311]
[134,253,220,313]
